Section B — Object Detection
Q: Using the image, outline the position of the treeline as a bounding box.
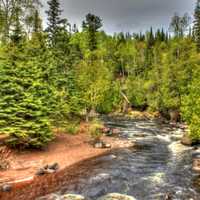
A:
[0,0,199,148]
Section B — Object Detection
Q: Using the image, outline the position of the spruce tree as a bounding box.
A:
[0,41,54,148]
[33,9,42,33]
[45,0,66,46]
[193,0,200,51]
[82,13,102,51]
[10,6,23,44]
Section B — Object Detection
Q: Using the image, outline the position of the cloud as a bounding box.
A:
[42,0,196,34]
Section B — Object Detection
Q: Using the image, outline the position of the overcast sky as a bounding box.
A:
[41,0,196,34]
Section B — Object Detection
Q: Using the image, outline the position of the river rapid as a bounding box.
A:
[40,116,200,200]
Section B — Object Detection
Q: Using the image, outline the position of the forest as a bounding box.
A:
[0,0,200,148]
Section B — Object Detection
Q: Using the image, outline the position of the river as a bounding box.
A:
[40,116,200,200]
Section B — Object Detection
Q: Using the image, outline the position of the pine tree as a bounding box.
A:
[10,6,23,44]
[193,0,200,51]
[45,0,67,45]
[82,13,102,51]
[33,9,42,33]
[146,27,155,48]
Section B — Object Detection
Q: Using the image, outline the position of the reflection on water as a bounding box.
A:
[49,117,200,200]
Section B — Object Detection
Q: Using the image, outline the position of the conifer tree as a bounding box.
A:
[0,42,54,148]
[45,0,67,46]
[193,0,200,51]
[32,9,42,33]
[82,13,102,51]
[10,5,23,44]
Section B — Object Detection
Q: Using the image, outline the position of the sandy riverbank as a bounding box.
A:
[0,128,134,200]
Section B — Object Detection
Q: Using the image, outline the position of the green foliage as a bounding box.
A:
[126,77,147,109]
[82,13,102,51]
[88,118,104,141]
[0,44,54,148]
[182,69,200,142]
[76,50,114,114]
[46,0,67,46]
[0,2,200,148]
[194,0,200,51]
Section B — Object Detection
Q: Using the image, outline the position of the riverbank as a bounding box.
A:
[0,125,134,200]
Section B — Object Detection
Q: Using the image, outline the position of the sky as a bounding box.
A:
[41,0,196,34]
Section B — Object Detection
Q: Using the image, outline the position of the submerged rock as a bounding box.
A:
[61,194,85,200]
[98,193,137,200]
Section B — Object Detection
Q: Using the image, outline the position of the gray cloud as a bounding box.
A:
[41,0,196,34]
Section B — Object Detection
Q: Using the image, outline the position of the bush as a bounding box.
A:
[182,71,200,142]
[189,115,200,142]
[88,118,104,142]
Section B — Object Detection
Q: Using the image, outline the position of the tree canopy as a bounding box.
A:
[0,0,200,147]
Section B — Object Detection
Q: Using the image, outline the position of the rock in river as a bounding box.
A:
[193,153,200,173]
[98,193,137,200]
[61,194,86,200]
[181,133,192,146]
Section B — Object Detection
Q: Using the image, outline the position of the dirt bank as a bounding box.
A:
[0,131,134,200]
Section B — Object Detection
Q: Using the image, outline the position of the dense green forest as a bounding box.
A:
[0,0,200,148]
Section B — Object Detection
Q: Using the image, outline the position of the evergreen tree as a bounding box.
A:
[10,5,23,44]
[193,0,200,51]
[82,13,102,51]
[0,42,54,148]
[146,27,155,48]
[32,9,42,33]
[45,0,67,45]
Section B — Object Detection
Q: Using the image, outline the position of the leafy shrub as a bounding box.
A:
[88,118,104,142]
[182,74,200,142]
[189,115,200,142]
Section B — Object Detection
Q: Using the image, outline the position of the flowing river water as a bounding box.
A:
[41,116,200,200]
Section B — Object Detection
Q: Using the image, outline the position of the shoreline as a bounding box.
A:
[0,132,134,200]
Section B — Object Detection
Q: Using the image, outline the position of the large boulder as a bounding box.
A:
[98,193,137,200]
[181,133,193,146]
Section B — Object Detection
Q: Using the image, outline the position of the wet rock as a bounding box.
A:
[36,168,46,176]
[193,175,200,188]
[49,163,59,171]
[104,143,111,148]
[181,133,192,146]
[36,163,59,176]
[94,142,104,148]
[112,128,120,135]
[61,194,85,200]
[89,173,110,183]
[164,192,173,200]
[98,193,137,200]
[193,154,200,173]
[93,141,111,149]
[102,127,111,134]
[1,184,12,192]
